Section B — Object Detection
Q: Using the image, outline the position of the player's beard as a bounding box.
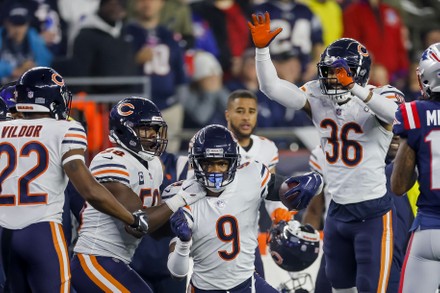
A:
[230,122,254,141]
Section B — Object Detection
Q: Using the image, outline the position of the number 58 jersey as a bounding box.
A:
[0,118,87,229]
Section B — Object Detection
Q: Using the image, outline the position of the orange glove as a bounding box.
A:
[330,59,355,88]
[248,12,283,48]
[271,208,297,225]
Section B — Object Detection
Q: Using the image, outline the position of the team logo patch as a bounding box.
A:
[117,102,135,116]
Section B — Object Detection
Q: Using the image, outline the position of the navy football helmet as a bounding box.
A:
[417,42,440,99]
[189,124,241,192]
[15,67,71,120]
[317,38,371,102]
[269,220,320,272]
[0,98,11,121]
[109,97,168,161]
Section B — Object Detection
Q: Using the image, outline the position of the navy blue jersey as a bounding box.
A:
[253,1,322,66]
[394,101,440,221]
[126,23,187,110]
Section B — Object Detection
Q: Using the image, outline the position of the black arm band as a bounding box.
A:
[266,173,287,201]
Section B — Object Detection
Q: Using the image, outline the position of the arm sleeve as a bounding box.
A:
[350,83,398,125]
[167,238,192,278]
[255,48,308,110]
[266,173,287,201]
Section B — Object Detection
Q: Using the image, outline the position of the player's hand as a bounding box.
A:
[170,208,192,242]
[330,59,355,88]
[271,207,297,224]
[125,210,149,238]
[248,11,282,48]
[280,172,323,211]
[165,179,206,212]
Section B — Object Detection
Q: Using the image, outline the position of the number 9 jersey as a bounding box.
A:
[0,118,87,229]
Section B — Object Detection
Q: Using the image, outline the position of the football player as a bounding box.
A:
[225,89,283,279]
[249,12,404,292]
[70,97,204,292]
[0,67,145,292]
[166,124,323,292]
[391,42,440,292]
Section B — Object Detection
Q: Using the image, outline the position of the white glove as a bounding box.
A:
[165,179,206,212]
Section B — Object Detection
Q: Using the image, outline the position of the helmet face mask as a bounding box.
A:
[417,42,440,100]
[15,67,71,120]
[189,125,241,192]
[109,97,168,161]
[317,38,371,102]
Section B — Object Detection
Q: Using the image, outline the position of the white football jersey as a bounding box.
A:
[74,147,163,264]
[0,118,87,229]
[304,81,400,204]
[168,161,271,290]
[239,134,279,171]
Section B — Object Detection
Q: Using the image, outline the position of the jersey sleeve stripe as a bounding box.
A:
[270,156,279,163]
[401,102,420,130]
[261,167,271,188]
[64,133,87,140]
[96,176,130,185]
[68,127,86,133]
[309,159,322,171]
[410,101,421,128]
[92,169,130,177]
[61,140,87,146]
[90,164,127,171]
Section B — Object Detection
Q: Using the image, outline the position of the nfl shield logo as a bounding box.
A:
[336,108,342,116]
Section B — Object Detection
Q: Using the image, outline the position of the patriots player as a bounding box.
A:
[391,42,440,292]
[249,13,404,292]
[0,67,146,292]
[71,97,204,292]
[253,0,323,82]
[166,124,323,292]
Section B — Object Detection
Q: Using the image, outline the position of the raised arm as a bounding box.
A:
[248,12,311,114]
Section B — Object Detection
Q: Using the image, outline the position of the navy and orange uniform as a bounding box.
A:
[0,118,87,292]
[394,101,440,230]
[126,23,187,110]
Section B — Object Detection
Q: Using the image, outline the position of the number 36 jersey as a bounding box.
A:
[74,147,163,264]
[0,118,87,229]
[304,81,402,204]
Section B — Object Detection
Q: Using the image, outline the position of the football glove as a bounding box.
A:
[125,210,149,238]
[271,207,297,225]
[330,59,355,88]
[170,207,192,242]
[248,11,282,48]
[280,172,323,211]
[165,179,206,212]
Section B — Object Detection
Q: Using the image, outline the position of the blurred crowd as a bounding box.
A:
[0,0,439,149]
